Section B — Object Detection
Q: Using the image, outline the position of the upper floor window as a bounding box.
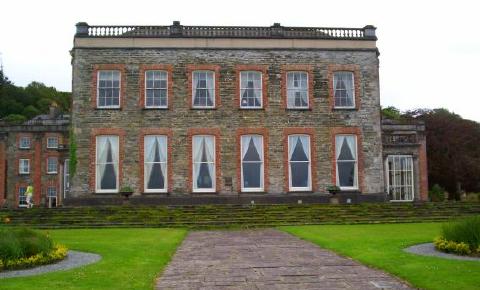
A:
[240,71,262,109]
[335,135,358,189]
[96,135,119,193]
[287,72,308,109]
[47,137,59,149]
[241,135,264,192]
[145,70,168,108]
[333,71,355,108]
[19,159,30,174]
[144,135,168,193]
[192,135,216,192]
[192,71,215,108]
[19,137,31,149]
[97,70,121,108]
[47,157,58,174]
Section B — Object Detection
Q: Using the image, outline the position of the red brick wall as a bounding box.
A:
[280,65,314,110]
[138,64,174,109]
[418,138,429,201]
[187,128,221,193]
[330,127,364,192]
[236,128,269,193]
[283,128,317,192]
[186,64,221,109]
[91,64,127,109]
[33,139,41,204]
[89,128,126,192]
[327,64,361,110]
[235,65,268,109]
[138,128,173,193]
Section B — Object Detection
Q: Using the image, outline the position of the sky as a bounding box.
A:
[1,0,479,121]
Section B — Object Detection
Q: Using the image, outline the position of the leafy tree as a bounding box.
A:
[381,106,403,120]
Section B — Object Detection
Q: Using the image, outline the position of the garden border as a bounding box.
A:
[404,243,480,261]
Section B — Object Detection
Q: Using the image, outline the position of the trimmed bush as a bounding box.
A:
[434,237,472,255]
[429,184,446,202]
[2,245,67,271]
[434,216,480,256]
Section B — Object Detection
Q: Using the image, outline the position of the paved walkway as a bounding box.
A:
[156,229,412,289]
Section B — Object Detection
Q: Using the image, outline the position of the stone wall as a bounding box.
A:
[71,48,383,197]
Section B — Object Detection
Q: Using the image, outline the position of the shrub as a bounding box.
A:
[466,193,480,202]
[2,244,67,270]
[434,237,472,255]
[429,184,446,202]
[434,216,480,256]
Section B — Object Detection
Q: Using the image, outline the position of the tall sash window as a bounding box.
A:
[333,71,355,108]
[335,135,358,189]
[144,135,168,192]
[145,70,168,108]
[192,71,215,108]
[241,135,264,192]
[288,135,311,191]
[97,70,121,108]
[240,71,262,108]
[287,72,308,108]
[96,135,119,192]
[192,135,215,192]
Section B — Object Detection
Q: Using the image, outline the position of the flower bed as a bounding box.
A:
[0,227,68,272]
[434,216,480,256]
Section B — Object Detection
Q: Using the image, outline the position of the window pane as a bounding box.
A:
[288,135,311,189]
[96,136,119,191]
[334,71,354,108]
[336,135,357,188]
[291,162,309,188]
[240,71,262,108]
[241,135,263,189]
[144,136,167,191]
[192,136,215,190]
[338,161,356,187]
[387,156,414,201]
[193,71,214,107]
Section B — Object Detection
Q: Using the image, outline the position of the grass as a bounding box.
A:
[281,223,480,290]
[0,227,54,262]
[0,228,186,290]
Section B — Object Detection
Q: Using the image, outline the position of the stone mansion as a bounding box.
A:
[0,21,428,208]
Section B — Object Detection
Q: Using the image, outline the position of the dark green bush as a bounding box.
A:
[442,216,480,251]
[0,227,54,262]
[429,184,446,202]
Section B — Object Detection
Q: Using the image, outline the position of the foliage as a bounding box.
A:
[0,228,186,290]
[326,185,341,193]
[429,184,446,202]
[466,193,479,202]
[434,237,473,256]
[282,223,480,290]
[69,126,77,178]
[381,106,403,120]
[0,70,70,121]
[1,244,67,271]
[2,114,27,124]
[441,216,480,251]
[120,186,134,193]
[0,227,54,261]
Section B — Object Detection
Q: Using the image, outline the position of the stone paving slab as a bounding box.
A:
[156,229,413,290]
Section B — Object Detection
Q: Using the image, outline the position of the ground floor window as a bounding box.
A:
[64,159,70,198]
[18,186,27,207]
[144,135,168,192]
[335,135,358,190]
[192,135,215,192]
[47,186,57,208]
[386,155,414,201]
[96,135,119,193]
[288,135,311,191]
[241,135,264,192]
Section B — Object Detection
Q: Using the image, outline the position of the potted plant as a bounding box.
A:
[120,186,134,200]
[326,185,341,195]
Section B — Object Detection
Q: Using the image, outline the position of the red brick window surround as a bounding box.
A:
[331,127,364,192]
[44,133,62,149]
[187,128,221,193]
[186,65,221,109]
[89,128,126,193]
[45,152,60,175]
[235,65,268,109]
[236,128,269,193]
[139,64,173,109]
[92,64,126,109]
[17,152,33,175]
[327,64,361,110]
[283,128,317,193]
[281,65,314,110]
[138,129,173,194]
[17,133,33,149]
[15,182,28,208]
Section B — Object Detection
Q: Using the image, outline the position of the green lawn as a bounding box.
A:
[281,223,480,290]
[0,228,186,290]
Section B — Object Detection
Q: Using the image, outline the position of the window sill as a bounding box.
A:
[142,107,169,110]
[18,147,31,150]
[95,107,122,111]
[190,107,217,110]
[239,108,265,110]
[18,173,30,176]
[47,172,58,175]
[142,191,169,195]
[332,107,358,111]
[285,107,312,111]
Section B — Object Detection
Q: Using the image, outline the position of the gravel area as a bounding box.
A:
[0,250,101,279]
[404,243,480,261]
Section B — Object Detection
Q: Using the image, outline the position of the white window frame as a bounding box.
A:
[333,71,355,109]
[240,135,264,192]
[97,70,121,109]
[192,135,216,193]
[64,159,70,198]
[19,137,31,149]
[95,135,120,193]
[386,155,415,202]
[47,137,59,149]
[286,71,309,109]
[145,70,168,109]
[19,159,30,174]
[18,186,27,208]
[47,186,57,208]
[288,134,312,192]
[240,71,263,109]
[144,135,168,193]
[47,157,58,174]
[335,134,359,190]
[192,70,215,109]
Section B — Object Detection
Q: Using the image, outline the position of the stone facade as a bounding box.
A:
[0,112,70,208]
[64,22,427,205]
